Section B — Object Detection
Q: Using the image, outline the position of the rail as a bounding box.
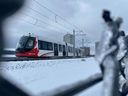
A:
[0,1,128,96]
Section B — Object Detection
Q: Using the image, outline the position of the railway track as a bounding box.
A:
[1,50,94,61]
[0,55,94,62]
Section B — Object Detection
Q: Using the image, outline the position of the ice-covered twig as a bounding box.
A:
[121,82,128,96]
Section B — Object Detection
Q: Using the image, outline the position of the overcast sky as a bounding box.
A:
[3,0,128,48]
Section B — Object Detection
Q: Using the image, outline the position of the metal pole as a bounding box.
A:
[73,29,75,57]
[82,38,84,48]
[66,42,68,56]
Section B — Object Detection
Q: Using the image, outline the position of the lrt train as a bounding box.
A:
[15,34,81,57]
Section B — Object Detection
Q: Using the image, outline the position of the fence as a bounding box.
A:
[0,1,128,96]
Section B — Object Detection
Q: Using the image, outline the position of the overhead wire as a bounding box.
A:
[15,0,82,34]
[22,13,71,32]
[14,14,69,34]
[26,6,73,32]
[32,0,80,30]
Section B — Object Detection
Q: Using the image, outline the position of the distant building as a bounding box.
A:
[80,47,90,56]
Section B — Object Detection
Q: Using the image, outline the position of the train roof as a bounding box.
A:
[22,32,73,45]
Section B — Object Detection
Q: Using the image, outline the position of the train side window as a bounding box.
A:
[63,45,65,51]
[38,40,42,49]
[68,46,69,52]
[79,49,80,53]
[38,40,47,50]
[68,46,71,52]
[69,47,72,52]
[38,40,53,50]
[71,47,73,53]
[42,41,48,50]
[70,47,72,52]
[59,44,62,52]
[47,42,53,50]
[54,43,58,51]
[75,48,77,53]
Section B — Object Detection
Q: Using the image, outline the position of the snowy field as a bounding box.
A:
[0,57,102,96]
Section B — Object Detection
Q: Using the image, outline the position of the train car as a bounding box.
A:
[15,33,78,57]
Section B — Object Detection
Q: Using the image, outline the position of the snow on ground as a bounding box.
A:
[3,48,15,51]
[1,57,102,96]
[2,54,16,57]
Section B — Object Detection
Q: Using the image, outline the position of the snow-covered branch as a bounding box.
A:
[95,10,125,96]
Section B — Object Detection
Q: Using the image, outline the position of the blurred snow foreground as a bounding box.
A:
[1,58,102,96]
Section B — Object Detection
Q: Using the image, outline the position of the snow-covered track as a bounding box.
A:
[0,56,94,62]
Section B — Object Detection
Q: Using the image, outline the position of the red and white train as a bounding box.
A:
[15,34,81,57]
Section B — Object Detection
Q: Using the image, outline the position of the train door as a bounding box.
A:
[54,43,58,56]
[63,45,66,56]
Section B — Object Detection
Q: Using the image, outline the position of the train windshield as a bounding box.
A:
[16,36,35,52]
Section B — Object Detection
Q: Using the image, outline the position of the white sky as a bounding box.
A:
[3,0,128,48]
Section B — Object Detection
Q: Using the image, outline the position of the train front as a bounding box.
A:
[15,35,38,57]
